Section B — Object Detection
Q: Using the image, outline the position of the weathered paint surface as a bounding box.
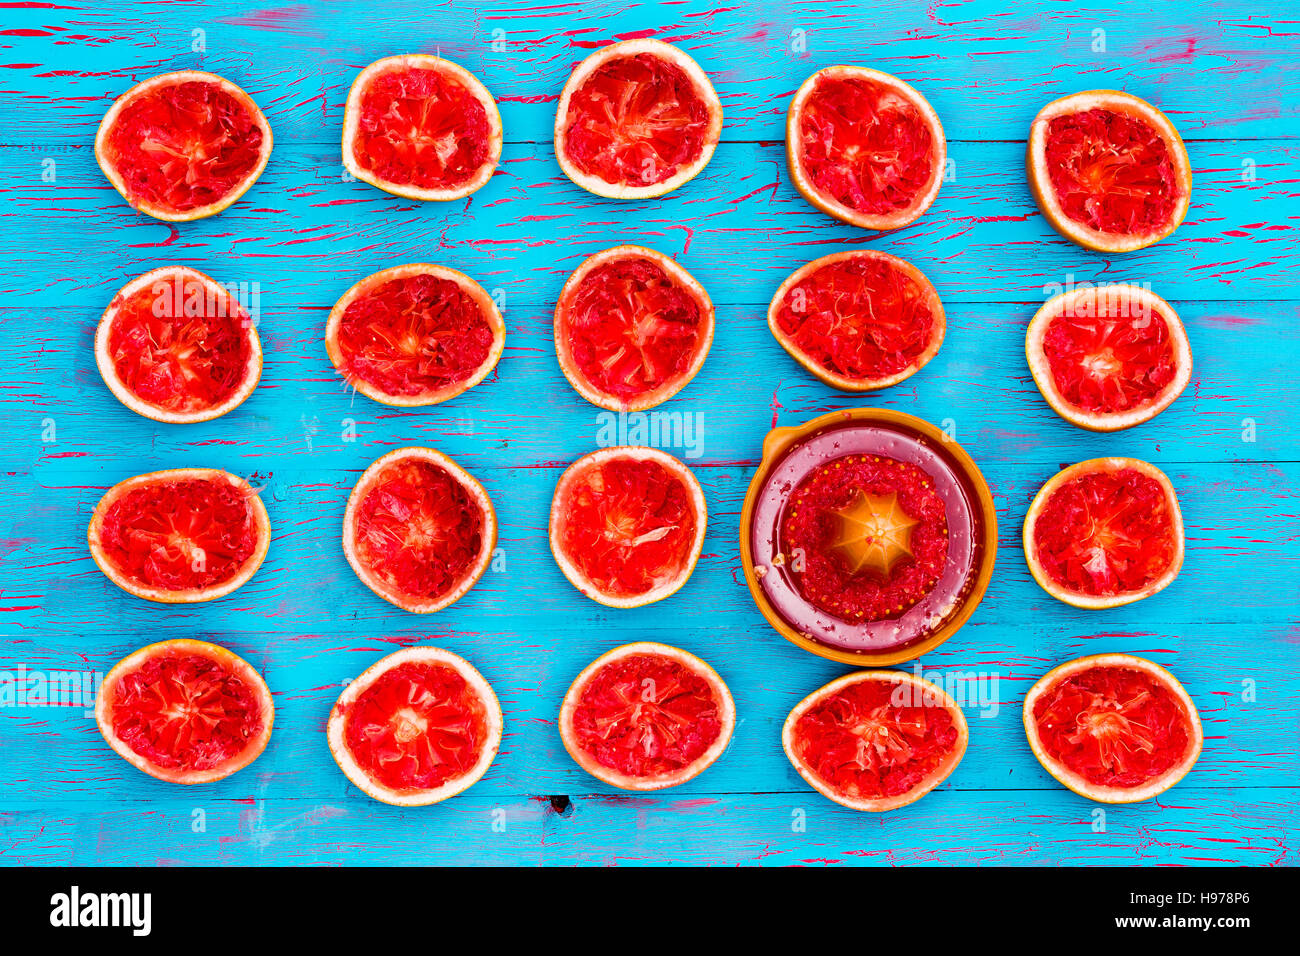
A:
[0,1,1296,866]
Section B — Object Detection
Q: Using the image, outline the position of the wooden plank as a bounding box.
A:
[2,140,1297,304]
[2,791,1292,866]
[1,622,1295,803]
[1,461,1297,634]
[2,1,1297,143]
[2,300,1294,467]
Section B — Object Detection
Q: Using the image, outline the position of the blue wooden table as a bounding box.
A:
[1,1,1296,866]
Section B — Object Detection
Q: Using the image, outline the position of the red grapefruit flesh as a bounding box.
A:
[555,39,723,199]
[783,670,968,811]
[1024,457,1184,609]
[95,266,262,423]
[96,639,274,784]
[1024,653,1202,803]
[782,453,950,622]
[1027,284,1191,431]
[787,66,946,230]
[87,468,271,603]
[549,447,707,608]
[95,71,272,222]
[559,642,735,790]
[554,245,714,411]
[768,250,945,391]
[328,646,502,806]
[342,447,496,614]
[1028,90,1192,252]
[343,55,502,201]
[325,264,505,407]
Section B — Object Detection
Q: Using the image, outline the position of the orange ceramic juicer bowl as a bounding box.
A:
[740,408,998,666]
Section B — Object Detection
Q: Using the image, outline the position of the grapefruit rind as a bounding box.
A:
[767,249,946,391]
[554,38,723,200]
[94,265,264,424]
[558,642,735,790]
[781,669,969,812]
[1026,285,1191,432]
[548,446,707,609]
[1022,653,1202,803]
[327,646,503,807]
[341,54,503,202]
[86,468,271,604]
[94,70,273,223]
[786,65,946,231]
[341,447,497,614]
[554,245,715,411]
[1022,457,1184,609]
[95,638,274,785]
[1027,90,1192,253]
[325,263,506,407]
